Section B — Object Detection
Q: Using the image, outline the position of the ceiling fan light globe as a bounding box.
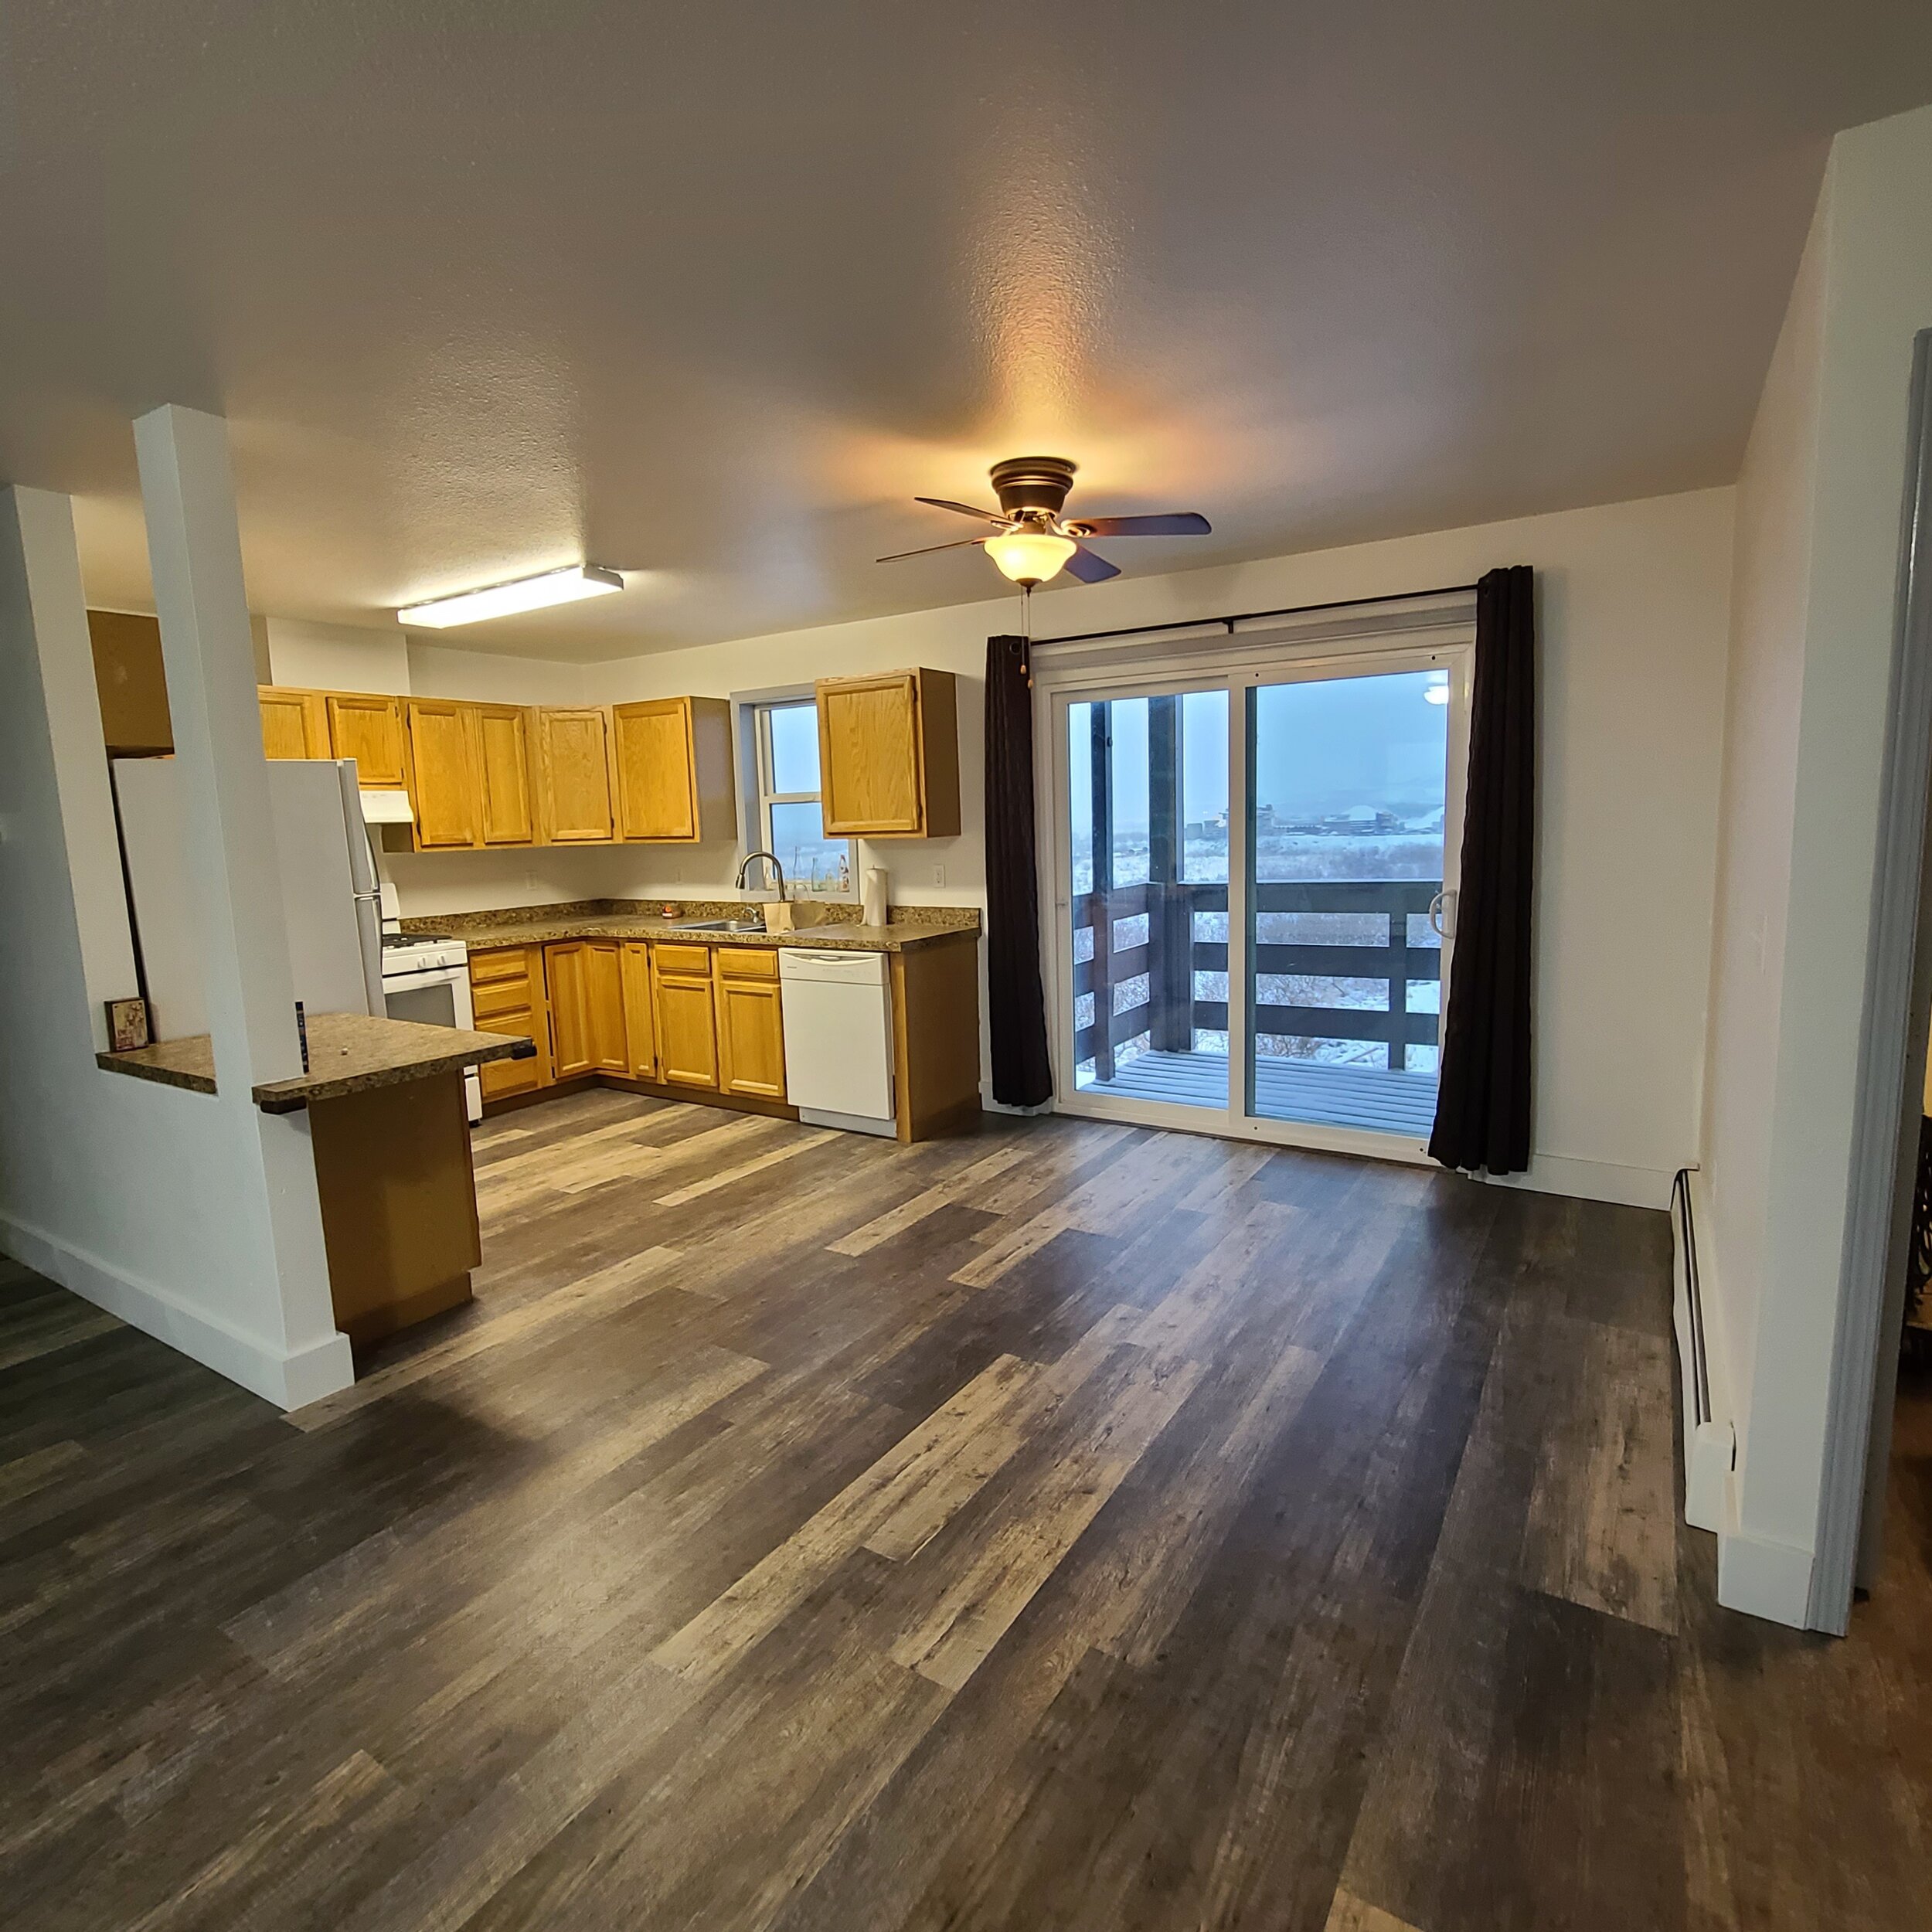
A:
[985,529,1077,585]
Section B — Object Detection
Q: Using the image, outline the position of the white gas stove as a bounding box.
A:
[379,929,480,1122]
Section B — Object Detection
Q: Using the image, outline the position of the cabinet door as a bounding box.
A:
[619,943,657,1080]
[818,673,924,834]
[546,942,593,1078]
[471,705,536,845]
[584,941,630,1073]
[471,947,550,1100]
[406,699,477,848]
[539,708,616,842]
[716,975,787,1100]
[611,699,698,841]
[325,692,408,787]
[260,687,329,760]
[651,954,719,1089]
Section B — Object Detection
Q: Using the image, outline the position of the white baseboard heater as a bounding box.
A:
[1672,1168,1733,1532]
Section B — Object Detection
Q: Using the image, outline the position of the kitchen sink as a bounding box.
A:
[663,916,767,933]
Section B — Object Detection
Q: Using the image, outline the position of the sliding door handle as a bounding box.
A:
[1428,889,1456,939]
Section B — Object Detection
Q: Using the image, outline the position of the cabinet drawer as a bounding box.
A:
[469,947,530,985]
[653,942,713,978]
[716,946,779,980]
[472,977,533,1021]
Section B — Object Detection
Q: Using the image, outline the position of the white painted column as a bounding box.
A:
[134,403,350,1404]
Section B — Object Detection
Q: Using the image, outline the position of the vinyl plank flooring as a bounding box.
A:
[3,1098,1930,1931]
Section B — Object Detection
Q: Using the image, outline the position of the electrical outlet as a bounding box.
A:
[933,864,945,888]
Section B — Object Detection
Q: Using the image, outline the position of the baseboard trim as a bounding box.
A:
[0,1209,352,1412]
[1478,1152,1676,1210]
[1716,1524,1816,1628]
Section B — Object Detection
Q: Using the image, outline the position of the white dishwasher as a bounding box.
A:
[778,948,896,1136]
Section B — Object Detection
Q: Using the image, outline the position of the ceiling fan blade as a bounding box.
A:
[913,496,1009,526]
[1066,512,1213,538]
[876,536,988,564]
[1063,544,1121,584]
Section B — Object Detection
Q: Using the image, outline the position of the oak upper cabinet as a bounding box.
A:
[260,686,330,761]
[715,950,787,1100]
[618,942,657,1081]
[651,943,719,1090]
[404,699,477,849]
[325,692,408,788]
[816,668,960,838]
[546,940,628,1077]
[538,707,617,843]
[468,947,550,1102]
[611,697,736,842]
[468,704,537,846]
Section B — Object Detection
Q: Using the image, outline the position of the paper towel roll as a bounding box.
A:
[861,867,889,927]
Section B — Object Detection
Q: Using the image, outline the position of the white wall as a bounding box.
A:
[0,484,351,1409]
[1696,102,1932,1628]
[592,487,1736,1209]
[265,616,410,694]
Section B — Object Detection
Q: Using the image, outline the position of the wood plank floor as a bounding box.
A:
[3,1090,1929,1930]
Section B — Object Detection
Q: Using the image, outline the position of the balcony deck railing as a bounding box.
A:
[1072,878,1442,1082]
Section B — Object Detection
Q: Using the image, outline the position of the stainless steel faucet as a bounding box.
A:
[736,849,787,899]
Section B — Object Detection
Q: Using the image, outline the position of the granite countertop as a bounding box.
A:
[407,898,981,955]
[98,1012,529,1113]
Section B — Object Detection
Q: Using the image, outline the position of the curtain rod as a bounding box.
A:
[1033,580,1481,650]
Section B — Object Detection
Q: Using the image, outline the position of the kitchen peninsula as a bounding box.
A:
[100,1012,527,1345]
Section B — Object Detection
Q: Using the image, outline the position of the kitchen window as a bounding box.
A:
[748,696,852,893]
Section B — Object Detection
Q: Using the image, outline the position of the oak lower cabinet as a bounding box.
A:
[468,947,551,1101]
[816,668,960,838]
[546,940,628,1077]
[618,943,658,1080]
[651,944,719,1090]
[260,686,331,760]
[325,692,408,788]
[715,950,787,1100]
[538,707,617,843]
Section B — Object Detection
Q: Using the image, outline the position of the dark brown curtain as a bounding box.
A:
[985,634,1053,1107]
[1429,565,1536,1175]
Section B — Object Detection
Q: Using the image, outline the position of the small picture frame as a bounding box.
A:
[105,996,150,1053]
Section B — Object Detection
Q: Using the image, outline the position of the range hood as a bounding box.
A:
[358,787,416,825]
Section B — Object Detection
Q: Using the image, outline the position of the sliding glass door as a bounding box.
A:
[1243,665,1452,1138]
[1066,685,1229,1108]
[1049,631,1468,1155]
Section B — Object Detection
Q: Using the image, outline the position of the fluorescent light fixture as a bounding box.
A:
[399,564,624,628]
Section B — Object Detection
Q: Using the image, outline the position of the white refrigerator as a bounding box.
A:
[113,757,385,1039]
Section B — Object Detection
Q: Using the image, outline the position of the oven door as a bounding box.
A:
[383,965,482,1123]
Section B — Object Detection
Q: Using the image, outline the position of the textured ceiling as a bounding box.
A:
[3,2,1932,659]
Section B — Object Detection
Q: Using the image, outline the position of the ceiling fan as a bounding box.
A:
[877,457,1211,587]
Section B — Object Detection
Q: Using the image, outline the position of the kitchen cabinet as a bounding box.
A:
[537,707,617,843]
[619,942,658,1080]
[611,697,736,842]
[89,611,172,756]
[468,947,550,1101]
[260,685,331,760]
[651,943,719,1090]
[546,940,628,1077]
[325,692,408,788]
[468,704,537,845]
[816,668,960,838]
[405,699,477,849]
[715,949,786,1100]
